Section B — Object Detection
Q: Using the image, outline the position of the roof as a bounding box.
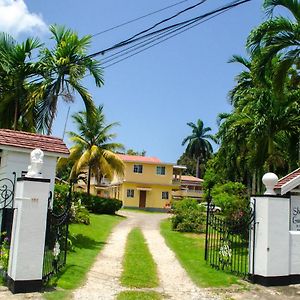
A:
[0,129,69,156]
[117,154,162,164]
[181,175,203,183]
[274,168,300,195]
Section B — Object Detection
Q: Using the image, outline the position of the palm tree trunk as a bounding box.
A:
[87,165,92,196]
[196,156,200,178]
[13,98,19,130]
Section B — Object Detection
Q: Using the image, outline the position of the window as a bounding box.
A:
[127,189,134,198]
[133,164,143,173]
[162,191,169,199]
[156,166,166,175]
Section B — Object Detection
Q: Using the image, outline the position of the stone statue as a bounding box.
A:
[26,148,44,178]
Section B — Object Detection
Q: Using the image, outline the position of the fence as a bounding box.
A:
[205,201,255,277]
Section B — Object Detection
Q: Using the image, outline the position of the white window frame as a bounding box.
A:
[127,189,134,198]
[156,166,166,175]
[133,164,143,173]
[162,191,169,199]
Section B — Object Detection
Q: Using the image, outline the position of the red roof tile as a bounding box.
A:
[117,154,161,163]
[0,129,69,155]
[274,168,300,189]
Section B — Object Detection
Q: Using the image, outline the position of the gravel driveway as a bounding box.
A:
[71,210,218,300]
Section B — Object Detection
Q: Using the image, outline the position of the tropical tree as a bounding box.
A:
[182,119,216,178]
[247,0,300,93]
[0,33,41,130]
[58,105,124,195]
[215,54,300,193]
[32,25,104,134]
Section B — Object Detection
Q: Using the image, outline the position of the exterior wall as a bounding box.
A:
[122,182,172,209]
[123,162,173,185]
[0,149,57,197]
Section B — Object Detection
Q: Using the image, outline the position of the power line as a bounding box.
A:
[88,0,251,59]
[114,0,207,47]
[91,0,191,37]
[102,7,233,69]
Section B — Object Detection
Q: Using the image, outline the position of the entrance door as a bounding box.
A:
[139,191,146,208]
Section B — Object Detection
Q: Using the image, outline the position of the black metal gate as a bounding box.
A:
[42,185,71,282]
[0,174,16,241]
[0,174,16,274]
[204,201,255,277]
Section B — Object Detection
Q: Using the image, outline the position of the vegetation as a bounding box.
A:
[161,219,239,287]
[121,228,159,288]
[54,183,122,216]
[181,119,216,178]
[44,214,123,300]
[57,105,124,195]
[210,182,249,222]
[117,291,162,300]
[171,198,206,233]
[0,25,102,134]
[78,192,122,214]
[203,0,300,194]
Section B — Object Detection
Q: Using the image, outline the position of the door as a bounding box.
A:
[139,191,146,208]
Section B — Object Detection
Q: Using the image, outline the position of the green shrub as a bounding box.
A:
[171,198,206,233]
[54,184,122,216]
[69,201,90,225]
[211,181,249,222]
[78,193,122,214]
[54,184,90,225]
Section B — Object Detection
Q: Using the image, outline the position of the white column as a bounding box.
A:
[7,177,50,293]
[250,172,290,286]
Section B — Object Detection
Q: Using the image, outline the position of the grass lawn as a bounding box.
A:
[117,291,162,300]
[121,228,159,288]
[44,213,123,300]
[160,218,239,288]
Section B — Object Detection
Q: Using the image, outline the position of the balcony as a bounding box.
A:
[172,189,203,199]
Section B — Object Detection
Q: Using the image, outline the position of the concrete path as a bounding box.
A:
[71,210,217,300]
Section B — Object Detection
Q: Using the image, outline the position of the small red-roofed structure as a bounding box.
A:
[0,129,69,195]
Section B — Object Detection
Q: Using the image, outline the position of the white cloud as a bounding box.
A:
[0,0,47,37]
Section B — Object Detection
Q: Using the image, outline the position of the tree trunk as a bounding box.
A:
[252,170,256,195]
[13,98,19,131]
[196,156,200,178]
[87,165,92,196]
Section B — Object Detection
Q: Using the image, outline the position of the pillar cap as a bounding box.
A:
[262,172,278,195]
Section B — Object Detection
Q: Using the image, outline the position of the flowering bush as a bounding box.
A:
[0,234,9,273]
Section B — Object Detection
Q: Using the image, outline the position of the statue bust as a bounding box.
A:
[26,148,44,178]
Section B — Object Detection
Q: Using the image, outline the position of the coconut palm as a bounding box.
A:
[247,0,300,93]
[32,25,104,134]
[59,105,124,195]
[0,33,41,130]
[182,119,216,178]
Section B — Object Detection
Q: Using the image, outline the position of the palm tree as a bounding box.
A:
[0,33,41,130]
[246,0,300,93]
[59,105,124,195]
[32,25,104,134]
[182,119,216,178]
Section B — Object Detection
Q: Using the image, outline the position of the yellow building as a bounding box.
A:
[109,154,182,211]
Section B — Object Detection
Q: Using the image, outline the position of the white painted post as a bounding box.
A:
[249,173,290,286]
[7,149,50,293]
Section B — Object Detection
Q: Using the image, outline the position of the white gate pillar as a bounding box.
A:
[250,172,300,286]
[7,149,50,293]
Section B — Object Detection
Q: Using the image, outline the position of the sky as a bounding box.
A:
[1,0,267,163]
